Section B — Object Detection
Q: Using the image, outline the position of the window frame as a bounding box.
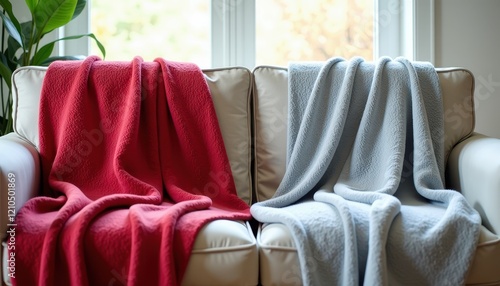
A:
[64,0,434,68]
[375,0,434,62]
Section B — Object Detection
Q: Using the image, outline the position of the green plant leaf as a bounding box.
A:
[0,53,12,77]
[71,0,86,20]
[20,21,35,48]
[34,0,77,35]
[31,42,54,65]
[0,52,8,66]
[0,0,22,32]
[1,95,13,135]
[87,33,106,59]
[0,60,12,88]
[0,13,23,47]
[43,33,106,59]
[29,32,105,66]
[41,55,84,66]
[6,36,21,68]
[24,0,38,14]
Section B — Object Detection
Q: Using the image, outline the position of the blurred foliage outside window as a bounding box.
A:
[91,0,211,66]
[256,0,373,66]
[91,0,373,67]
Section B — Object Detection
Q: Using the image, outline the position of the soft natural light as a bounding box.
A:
[90,0,373,68]
[256,0,374,66]
[90,0,211,67]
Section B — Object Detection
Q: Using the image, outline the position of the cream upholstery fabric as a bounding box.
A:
[253,67,288,203]
[447,133,500,234]
[3,65,257,285]
[204,68,253,204]
[439,68,476,162]
[3,220,258,286]
[0,133,39,242]
[182,220,258,286]
[253,66,500,285]
[257,223,500,286]
[11,66,47,150]
[0,133,40,286]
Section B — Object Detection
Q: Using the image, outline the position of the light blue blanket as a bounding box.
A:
[251,57,481,285]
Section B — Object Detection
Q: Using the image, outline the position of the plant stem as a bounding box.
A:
[25,22,34,66]
[1,10,6,135]
[5,90,12,134]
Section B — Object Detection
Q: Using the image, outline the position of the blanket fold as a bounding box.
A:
[13,56,250,286]
[251,57,481,285]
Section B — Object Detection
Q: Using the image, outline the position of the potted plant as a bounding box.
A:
[0,0,105,136]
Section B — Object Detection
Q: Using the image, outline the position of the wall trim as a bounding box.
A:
[413,0,435,63]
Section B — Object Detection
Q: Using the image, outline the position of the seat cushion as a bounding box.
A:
[257,223,500,286]
[182,220,258,286]
[3,220,258,286]
[252,66,475,202]
[11,65,253,204]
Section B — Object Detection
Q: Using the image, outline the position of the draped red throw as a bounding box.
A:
[12,56,251,286]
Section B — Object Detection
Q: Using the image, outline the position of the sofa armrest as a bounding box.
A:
[0,133,40,241]
[446,133,500,235]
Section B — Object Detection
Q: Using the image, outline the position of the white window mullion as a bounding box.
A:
[211,0,224,67]
[401,0,414,59]
[374,0,402,59]
[212,0,255,68]
[236,0,255,68]
[375,0,434,63]
[62,4,91,57]
[413,0,435,63]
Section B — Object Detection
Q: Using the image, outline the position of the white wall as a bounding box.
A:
[435,0,500,138]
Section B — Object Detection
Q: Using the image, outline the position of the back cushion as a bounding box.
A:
[11,66,253,204]
[253,66,475,202]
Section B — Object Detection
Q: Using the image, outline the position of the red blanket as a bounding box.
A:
[12,56,251,285]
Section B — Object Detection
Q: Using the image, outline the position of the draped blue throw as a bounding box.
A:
[251,57,481,285]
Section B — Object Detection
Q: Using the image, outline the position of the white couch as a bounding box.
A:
[1,65,499,285]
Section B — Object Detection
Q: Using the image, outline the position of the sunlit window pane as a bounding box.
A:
[256,0,374,66]
[90,0,211,67]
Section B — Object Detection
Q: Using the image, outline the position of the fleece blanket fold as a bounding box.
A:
[13,56,250,286]
[251,57,481,285]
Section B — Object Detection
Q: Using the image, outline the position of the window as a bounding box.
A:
[66,0,433,68]
[255,0,374,67]
[90,0,211,67]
